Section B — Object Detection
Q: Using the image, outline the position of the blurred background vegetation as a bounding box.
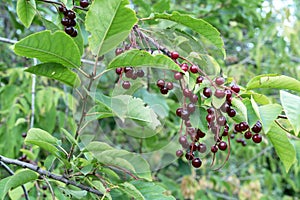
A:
[0,0,300,199]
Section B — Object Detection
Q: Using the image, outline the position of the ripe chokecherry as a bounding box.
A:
[218,141,227,151]
[80,0,90,8]
[252,133,262,143]
[203,87,212,98]
[170,51,179,59]
[192,158,202,168]
[122,81,131,89]
[190,65,199,73]
[215,77,225,85]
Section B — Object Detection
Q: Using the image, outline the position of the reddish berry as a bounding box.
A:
[192,158,202,168]
[203,87,212,98]
[176,150,183,157]
[136,70,144,77]
[211,145,218,153]
[190,94,198,103]
[215,77,225,85]
[115,48,123,55]
[227,108,236,117]
[176,108,183,117]
[252,134,262,143]
[214,89,225,98]
[174,72,183,80]
[180,63,189,72]
[196,76,204,84]
[166,82,174,90]
[198,143,207,153]
[231,84,240,93]
[80,0,90,8]
[196,129,205,138]
[156,79,165,88]
[183,88,192,98]
[160,87,168,95]
[187,103,196,113]
[122,81,131,89]
[244,131,252,139]
[170,51,179,59]
[115,67,123,75]
[218,141,227,151]
[190,65,199,73]
[185,151,194,160]
[251,121,262,133]
[217,116,226,126]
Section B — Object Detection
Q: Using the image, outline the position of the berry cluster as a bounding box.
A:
[79,0,90,8]
[59,6,78,37]
[165,51,264,169]
[114,47,145,89]
[156,79,174,95]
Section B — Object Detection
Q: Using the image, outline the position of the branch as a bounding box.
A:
[0,155,103,196]
[0,161,30,200]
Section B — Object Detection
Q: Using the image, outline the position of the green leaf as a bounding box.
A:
[231,98,247,122]
[259,104,282,133]
[243,98,260,127]
[24,128,61,157]
[14,30,81,68]
[61,128,78,146]
[119,182,144,200]
[267,122,297,172]
[108,49,183,72]
[25,63,81,87]
[17,0,36,28]
[130,180,176,200]
[58,188,87,199]
[153,11,226,58]
[85,0,138,56]
[86,141,152,181]
[190,107,208,133]
[0,169,38,200]
[280,90,300,136]
[90,92,161,130]
[247,74,300,92]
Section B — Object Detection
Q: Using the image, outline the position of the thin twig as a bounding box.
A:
[0,155,103,196]
[43,176,56,200]
[0,161,30,200]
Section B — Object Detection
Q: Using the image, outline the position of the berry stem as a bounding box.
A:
[213,135,231,171]
[38,0,64,6]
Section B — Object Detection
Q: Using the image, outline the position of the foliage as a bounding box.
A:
[0,0,299,199]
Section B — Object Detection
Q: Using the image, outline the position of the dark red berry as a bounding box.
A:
[234,124,241,132]
[42,185,48,190]
[211,145,218,153]
[166,82,174,90]
[190,65,199,73]
[156,79,165,88]
[252,133,262,143]
[170,51,179,59]
[160,87,168,95]
[176,108,183,117]
[179,135,188,145]
[183,88,192,98]
[181,110,190,120]
[198,143,207,153]
[80,0,90,8]
[61,18,70,26]
[176,150,183,157]
[190,94,198,103]
[189,143,198,151]
[67,10,76,19]
[206,114,215,123]
[70,29,78,37]
[180,63,189,72]
[207,107,215,114]
[136,70,144,77]
[115,48,123,55]
[22,132,27,138]
[231,84,240,93]
[174,72,183,80]
[242,141,247,146]
[218,141,227,151]
[185,120,192,127]
[220,102,230,113]
[122,81,131,89]
[217,116,226,126]
[115,67,123,75]
[203,87,212,98]
[196,129,206,138]
[187,103,196,113]
[69,19,76,27]
[131,73,138,80]
[125,70,133,78]
[185,151,194,160]
[227,108,236,117]
[225,90,232,100]
[251,121,262,133]
[192,158,202,168]
[124,66,133,73]
[214,89,225,98]
[239,122,249,132]
[58,6,67,14]
[65,26,75,35]
[196,76,204,84]
[215,77,225,85]
[244,130,252,139]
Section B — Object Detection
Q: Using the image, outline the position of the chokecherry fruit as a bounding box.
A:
[180,63,189,72]
[190,65,199,73]
[187,103,196,113]
[65,26,75,35]
[190,94,198,103]
[198,143,207,153]
[252,133,262,143]
[170,51,179,59]
[251,121,262,133]
[196,76,204,84]
[185,151,194,160]
[160,87,168,95]
[215,77,225,85]
[231,84,240,93]
[115,48,123,55]
[227,108,236,117]
[211,145,218,153]
[176,108,183,117]
[183,88,192,98]
[136,70,144,77]
[192,158,202,168]
[156,79,165,88]
[122,81,131,89]
[61,18,70,26]
[218,141,227,151]
[66,10,76,19]
[217,116,226,126]
[174,72,183,80]
[80,0,90,8]
[115,67,123,75]
[203,87,212,98]
[244,130,252,139]
[166,82,174,90]
[214,89,225,98]
[176,150,183,157]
